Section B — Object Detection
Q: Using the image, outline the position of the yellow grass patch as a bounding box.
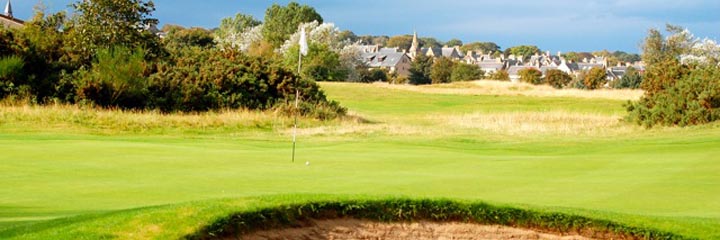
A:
[436,111,639,137]
[371,80,643,101]
[0,104,295,134]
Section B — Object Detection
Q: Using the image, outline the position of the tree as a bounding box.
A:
[284,43,344,82]
[386,35,413,51]
[612,67,642,89]
[214,13,261,50]
[640,26,690,96]
[262,2,323,48]
[67,0,162,64]
[420,37,442,48]
[612,51,641,63]
[505,45,540,60]
[74,47,149,109]
[338,30,357,43]
[583,67,607,90]
[163,27,214,51]
[544,69,572,89]
[409,54,432,85]
[625,25,720,127]
[460,42,500,54]
[451,62,484,82]
[445,39,463,47]
[518,68,543,85]
[430,57,455,84]
[562,51,593,62]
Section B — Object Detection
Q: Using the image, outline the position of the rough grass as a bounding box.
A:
[373,80,644,101]
[1,82,719,239]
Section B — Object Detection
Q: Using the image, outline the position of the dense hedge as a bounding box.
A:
[186,199,687,240]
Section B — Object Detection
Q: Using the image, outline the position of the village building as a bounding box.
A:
[0,0,23,29]
[361,51,412,77]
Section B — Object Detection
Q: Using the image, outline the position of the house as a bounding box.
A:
[422,46,462,60]
[478,62,504,75]
[361,51,412,77]
[0,0,23,29]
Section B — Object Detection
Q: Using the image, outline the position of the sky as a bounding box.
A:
[8,0,720,53]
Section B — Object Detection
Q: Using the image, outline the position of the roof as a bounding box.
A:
[507,66,538,76]
[0,14,23,29]
[361,52,409,68]
[420,47,439,57]
[539,66,558,75]
[478,62,504,70]
[577,63,604,70]
[379,47,400,53]
[441,47,460,58]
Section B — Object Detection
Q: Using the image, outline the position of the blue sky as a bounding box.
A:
[9,0,720,53]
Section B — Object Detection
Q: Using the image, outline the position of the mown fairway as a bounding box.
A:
[1,81,719,239]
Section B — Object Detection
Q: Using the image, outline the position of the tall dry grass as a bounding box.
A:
[372,80,643,101]
[0,103,298,135]
[433,111,640,137]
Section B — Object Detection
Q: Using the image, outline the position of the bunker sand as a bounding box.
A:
[241,219,597,240]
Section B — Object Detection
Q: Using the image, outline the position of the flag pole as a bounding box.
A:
[292,52,301,163]
[293,26,307,163]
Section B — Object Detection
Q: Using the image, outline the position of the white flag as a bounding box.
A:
[299,27,309,56]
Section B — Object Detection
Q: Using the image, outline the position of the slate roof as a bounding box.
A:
[478,62,504,71]
[361,52,409,68]
[577,63,604,70]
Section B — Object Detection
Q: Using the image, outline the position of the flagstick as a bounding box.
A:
[292,45,302,163]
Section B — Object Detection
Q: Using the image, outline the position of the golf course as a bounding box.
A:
[1,81,719,239]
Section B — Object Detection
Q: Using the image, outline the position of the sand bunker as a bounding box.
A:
[240,218,594,240]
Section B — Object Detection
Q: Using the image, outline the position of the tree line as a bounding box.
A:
[0,1,345,119]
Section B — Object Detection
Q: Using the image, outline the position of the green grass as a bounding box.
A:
[1,81,719,239]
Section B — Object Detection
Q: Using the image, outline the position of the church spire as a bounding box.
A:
[409,29,419,58]
[4,0,12,18]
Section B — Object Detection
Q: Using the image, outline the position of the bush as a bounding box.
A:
[518,68,543,85]
[148,47,346,118]
[451,63,484,82]
[0,55,24,98]
[408,54,432,85]
[544,69,572,89]
[284,43,345,82]
[583,67,607,90]
[430,57,454,84]
[489,70,509,81]
[74,47,149,109]
[355,68,388,83]
[612,67,642,89]
[626,65,720,127]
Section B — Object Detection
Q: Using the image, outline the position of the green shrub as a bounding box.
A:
[148,47,346,118]
[612,67,643,89]
[357,68,388,83]
[451,62,484,82]
[430,57,454,84]
[518,68,543,85]
[0,55,24,98]
[489,69,509,81]
[408,54,432,85]
[74,47,149,109]
[544,69,572,89]
[626,65,720,127]
[583,67,607,90]
[284,43,345,82]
